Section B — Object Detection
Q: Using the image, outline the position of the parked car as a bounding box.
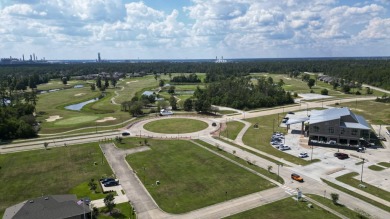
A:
[299,152,309,158]
[288,111,295,114]
[334,153,349,159]
[104,181,119,187]
[101,178,115,184]
[291,173,304,182]
[357,147,365,153]
[279,146,291,151]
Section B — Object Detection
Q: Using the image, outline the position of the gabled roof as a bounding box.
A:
[309,107,370,130]
[4,195,90,219]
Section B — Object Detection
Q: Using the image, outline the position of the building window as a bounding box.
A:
[340,128,345,135]
[328,127,334,134]
[351,129,358,136]
[313,126,319,132]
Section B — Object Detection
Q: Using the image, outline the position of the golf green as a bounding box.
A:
[143,118,208,134]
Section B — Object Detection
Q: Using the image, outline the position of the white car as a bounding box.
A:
[299,152,309,158]
[279,145,291,151]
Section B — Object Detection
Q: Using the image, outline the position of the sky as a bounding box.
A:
[1,0,390,60]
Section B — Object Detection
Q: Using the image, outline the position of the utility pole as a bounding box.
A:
[310,146,314,162]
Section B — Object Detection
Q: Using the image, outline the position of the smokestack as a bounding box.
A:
[30,55,32,61]
[23,54,25,61]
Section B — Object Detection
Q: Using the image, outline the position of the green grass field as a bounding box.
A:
[220,121,245,140]
[306,194,369,219]
[336,172,390,202]
[332,100,390,124]
[226,197,339,219]
[322,178,390,212]
[98,202,134,219]
[378,162,390,168]
[125,140,275,213]
[143,118,209,134]
[242,114,316,165]
[0,143,112,217]
[193,139,284,183]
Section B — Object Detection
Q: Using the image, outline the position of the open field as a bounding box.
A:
[307,194,366,219]
[226,197,339,219]
[143,118,209,134]
[322,178,390,212]
[242,114,316,165]
[125,140,275,213]
[251,73,385,98]
[0,143,112,217]
[220,121,245,140]
[35,79,93,91]
[331,100,390,124]
[194,139,284,183]
[368,165,386,171]
[378,162,390,168]
[336,172,390,202]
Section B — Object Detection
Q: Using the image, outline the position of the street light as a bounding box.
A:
[310,146,314,162]
[361,158,365,182]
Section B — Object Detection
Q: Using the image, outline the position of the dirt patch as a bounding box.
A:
[46,115,62,122]
[96,117,117,123]
[75,93,86,96]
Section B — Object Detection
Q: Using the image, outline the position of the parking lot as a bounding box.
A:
[274,110,390,191]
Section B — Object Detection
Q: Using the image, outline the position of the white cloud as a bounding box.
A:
[0,0,389,59]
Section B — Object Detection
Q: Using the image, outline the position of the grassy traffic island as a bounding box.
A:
[125,140,276,213]
[143,118,209,134]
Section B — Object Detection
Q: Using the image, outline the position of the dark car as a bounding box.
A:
[104,181,119,187]
[334,153,349,159]
[288,111,295,114]
[122,132,130,136]
[101,178,115,184]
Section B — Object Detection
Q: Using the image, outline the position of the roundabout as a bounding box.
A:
[126,116,220,139]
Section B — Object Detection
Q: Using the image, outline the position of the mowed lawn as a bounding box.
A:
[221,121,245,140]
[226,197,340,219]
[0,143,112,217]
[126,140,275,213]
[332,100,390,124]
[143,118,209,134]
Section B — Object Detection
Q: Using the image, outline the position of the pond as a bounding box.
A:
[65,98,98,111]
[74,85,84,88]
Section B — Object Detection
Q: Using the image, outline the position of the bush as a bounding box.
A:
[330,193,339,204]
[310,89,315,93]
[321,89,328,95]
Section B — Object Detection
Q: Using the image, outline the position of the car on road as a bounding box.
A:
[104,181,119,187]
[291,173,304,182]
[334,152,349,159]
[121,131,130,136]
[298,152,309,158]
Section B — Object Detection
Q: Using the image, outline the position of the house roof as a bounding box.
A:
[3,195,90,219]
[309,107,370,130]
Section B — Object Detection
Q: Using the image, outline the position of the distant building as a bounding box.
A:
[98,53,101,62]
[308,107,371,146]
[3,195,91,219]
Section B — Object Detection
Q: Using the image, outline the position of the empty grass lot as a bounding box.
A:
[143,118,209,134]
[125,140,275,213]
[378,162,390,168]
[221,121,245,140]
[321,178,390,212]
[226,197,340,219]
[242,114,318,165]
[0,143,112,217]
[368,165,386,171]
[331,100,390,124]
[306,194,368,219]
[336,172,390,202]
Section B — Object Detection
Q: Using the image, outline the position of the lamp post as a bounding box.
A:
[361,158,365,182]
[310,146,314,162]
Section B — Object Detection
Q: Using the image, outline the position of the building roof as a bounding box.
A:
[3,195,90,219]
[309,107,370,130]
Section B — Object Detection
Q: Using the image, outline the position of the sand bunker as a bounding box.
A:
[126,80,139,84]
[96,117,117,123]
[46,115,63,122]
[75,93,86,96]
